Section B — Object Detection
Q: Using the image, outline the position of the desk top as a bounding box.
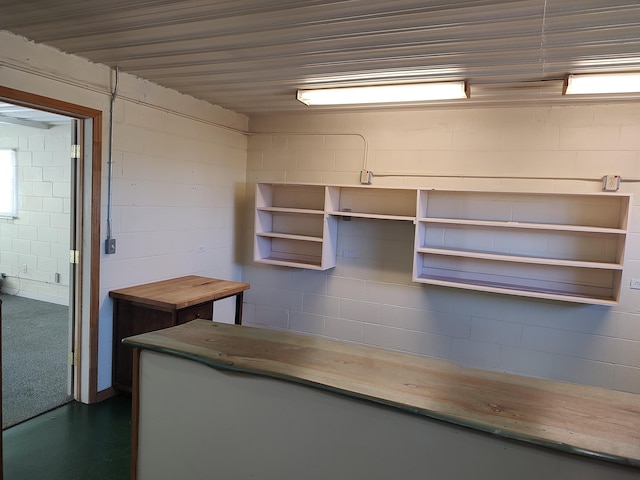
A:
[124,320,640,468]
[109,276,249,311]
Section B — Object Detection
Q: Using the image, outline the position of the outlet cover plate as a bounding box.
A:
[602,175,621,191]
[105,238,116,254]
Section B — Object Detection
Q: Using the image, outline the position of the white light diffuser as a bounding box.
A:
[296,81,468,105]
[564,73,640,95]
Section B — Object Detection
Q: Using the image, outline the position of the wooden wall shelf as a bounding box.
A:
[254,183,631,305]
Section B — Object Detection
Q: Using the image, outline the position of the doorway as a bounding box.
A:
[0,86,103,408]
[0,295,72,427]
[0,104,75,427]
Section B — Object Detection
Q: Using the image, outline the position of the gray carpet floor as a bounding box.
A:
[1,293,73,428]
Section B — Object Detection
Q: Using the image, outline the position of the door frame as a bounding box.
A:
[0,85,102,403]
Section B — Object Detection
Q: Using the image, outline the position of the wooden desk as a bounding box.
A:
[110,276,249,391]
[125,321,640,480]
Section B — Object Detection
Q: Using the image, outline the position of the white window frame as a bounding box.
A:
[0,149,18,217]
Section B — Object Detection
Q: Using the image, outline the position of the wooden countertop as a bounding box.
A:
[109,276,250,311]
[124,320,640,468]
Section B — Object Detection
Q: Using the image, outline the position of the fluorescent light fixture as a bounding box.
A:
[564,72,640,95]
[296,81,468,105]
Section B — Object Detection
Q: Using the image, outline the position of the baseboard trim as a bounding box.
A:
[95,386,119,403]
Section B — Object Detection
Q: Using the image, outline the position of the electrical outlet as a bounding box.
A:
[22,264,27,274]
[631,279,640,290]
[602,175,621,191]
[197,245,206,253]
[343,249,357,258]
[105,238,117,254]
[360,170,372,185]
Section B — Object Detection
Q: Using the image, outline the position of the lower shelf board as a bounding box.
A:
[256,255,326,270]
[413,274,617,305]
[415,247,623,270]
[257,232,324,242]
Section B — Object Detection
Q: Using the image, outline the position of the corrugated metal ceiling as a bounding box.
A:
[3,0,640,115]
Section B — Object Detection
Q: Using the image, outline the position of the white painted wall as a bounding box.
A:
[0,123,72,304]
[245,106,640,395]
[1,31,249,395]
[97,95,248,390]
[3,29,639,400]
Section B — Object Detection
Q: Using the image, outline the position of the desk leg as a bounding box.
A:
[235,292,244,325]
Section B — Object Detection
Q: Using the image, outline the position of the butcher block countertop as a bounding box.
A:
[109,275,250,312]
[124,320,640,468]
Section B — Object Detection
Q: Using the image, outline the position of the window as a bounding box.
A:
[0,149,17,217]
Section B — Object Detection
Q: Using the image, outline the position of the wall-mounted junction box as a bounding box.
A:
[360,170,372,185]
[602,175,621,191]
[105,238,117,254]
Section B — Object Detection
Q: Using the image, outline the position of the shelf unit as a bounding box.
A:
[326,186,417,221]
[254,183,337,270]
[413,190,631,305]
[254,183,631,304]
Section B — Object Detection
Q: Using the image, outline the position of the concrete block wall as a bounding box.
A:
[2,31,249,393]
[0,123,72,304]
[97,78,249,390]
[245,105,640,395]
[4,29,640,398]
[100,98,248,306]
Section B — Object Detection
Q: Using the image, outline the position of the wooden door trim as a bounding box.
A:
[0,86,102,403]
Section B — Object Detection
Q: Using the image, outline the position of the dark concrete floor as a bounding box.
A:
[3,394,131,480]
